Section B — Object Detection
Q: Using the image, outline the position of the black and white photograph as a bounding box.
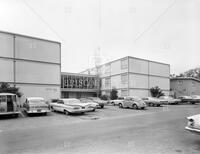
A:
[0,0,200,154]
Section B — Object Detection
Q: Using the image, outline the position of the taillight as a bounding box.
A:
[188,119,194,126]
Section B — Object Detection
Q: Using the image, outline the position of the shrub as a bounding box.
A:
[150,86,164,98]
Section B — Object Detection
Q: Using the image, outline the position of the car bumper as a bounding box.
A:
[185,126,200,134]
[0,111,20,115]
[69,108,93,113]
[27,109,51,114]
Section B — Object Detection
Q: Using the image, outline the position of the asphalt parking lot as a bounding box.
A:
[1,104,200,154]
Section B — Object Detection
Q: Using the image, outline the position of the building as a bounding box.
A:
[61,72,100,98]
[81,56,170,97]
[170,77,200,97]
[0,31,61,103]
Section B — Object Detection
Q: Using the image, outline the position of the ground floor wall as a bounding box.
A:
[61,91,97,98]
[15,84,60,105]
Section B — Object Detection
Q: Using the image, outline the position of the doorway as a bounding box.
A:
[7,95,14,112]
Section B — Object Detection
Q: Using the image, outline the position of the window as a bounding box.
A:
[121,58,128,69]
[121,74,128,84]
[121,89,128,97]
[105,78,111,88]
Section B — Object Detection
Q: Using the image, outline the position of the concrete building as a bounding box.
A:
[81,56,170,97]
[0,31,61,103]
[170,77,200,97]
[61,72,100,98]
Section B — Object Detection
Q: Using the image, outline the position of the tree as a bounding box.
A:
[150,86,164,98]
[110,88,118,100]
[0,82,23,97]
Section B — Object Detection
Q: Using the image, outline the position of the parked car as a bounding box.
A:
[79,98,99,111]
[159,96,181,105]
[0,93,20,117]
[142,97,161,107]
[119,96,146,110]
[23,97,50,115]
[87,97,107,108]
[185,114,200,134]
[50,98,93,114]
[191,95,200,103]
[110,97,125,106]
[178,96,194,104]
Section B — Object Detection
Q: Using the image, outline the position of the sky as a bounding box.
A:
[0,0,199,74]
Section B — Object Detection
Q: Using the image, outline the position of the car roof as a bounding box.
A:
[60,98,79,101]
[27,97,45,101]
[0,93,16,96]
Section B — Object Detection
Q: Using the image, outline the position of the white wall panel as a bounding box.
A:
[111,60,128,75]
[129,74,148,89]
[17,84,60,104]
[149,62,169,77]
[0,59,13,82]
[129,58,148,74]
[15,36,60,63]
[16,61,60,84]
[0,32,14,58]
[149,76,169,90]
[129,89,148,97]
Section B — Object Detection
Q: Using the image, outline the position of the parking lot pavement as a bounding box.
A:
[1,104,199,132]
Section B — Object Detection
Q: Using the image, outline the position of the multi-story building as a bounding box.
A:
[61,72,100,98]
[0,31,61,103]
[170,77,200,97]
[81,56,170,97]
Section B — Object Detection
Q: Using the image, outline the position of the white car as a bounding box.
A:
[142,97,161,107]
[50,98,93,115]
[23,97,50,115]
[79,98,99,111]
[159,96,181,105]
[110,98,124,106]
[191,95,200,103]
[178,96,194,104]
[87,97,107,108]
[119,96,146,110]
[185,114,200,134]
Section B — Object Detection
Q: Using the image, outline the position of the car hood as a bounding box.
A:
[65,103,91,107]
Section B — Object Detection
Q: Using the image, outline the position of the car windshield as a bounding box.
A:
[29,99,45,104]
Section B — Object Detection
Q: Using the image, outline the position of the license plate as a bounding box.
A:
[37,109,41,112]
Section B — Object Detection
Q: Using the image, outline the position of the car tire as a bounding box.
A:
[51,106,54,112]
[92,108,96,112]
[157,104,160,107]
[132,104,138,109]
[64,110,69,115]
[119,103,123,108]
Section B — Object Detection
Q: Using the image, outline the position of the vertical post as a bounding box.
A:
[127,56,129,96]
[13,35,16,87]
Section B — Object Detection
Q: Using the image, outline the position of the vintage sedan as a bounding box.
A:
[87,97,107,108]
[191,95,200,103]
[178,96,194,104]
[159,96,181,105]
[23,97,50,115]
[185,114,200,135]
[79,98,98,111]
[50,98,93,114]
[119,96,146,110]
[142,97,161,107]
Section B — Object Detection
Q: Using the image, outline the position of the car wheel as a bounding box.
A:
[101,105,104,108]
[119,103,123,108]
[132,104,138,109]
[157,104,160,107]
[51,106,54,112]
[92,108,96,112]
[64,110,69,115]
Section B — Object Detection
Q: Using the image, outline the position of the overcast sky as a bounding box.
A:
[0,0,199,74]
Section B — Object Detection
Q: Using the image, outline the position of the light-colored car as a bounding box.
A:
[119,96,146,110]
[23,97,50,115]
[50,98,93,114]
[185,114,200,135]
[178,96,194,104]
[0,93,20,117]
[79,98,99,111]
[110,97,125,106]
[142,97,161,107]
[191,95,200,103]
[87,97,107,108]
[159,96,181,105]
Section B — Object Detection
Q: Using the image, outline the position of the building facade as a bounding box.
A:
[170,77,200,97]
[81,56,170,97]
[0,31,61,103]
[61,72,100,98]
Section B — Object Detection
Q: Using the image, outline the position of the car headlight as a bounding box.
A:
[188,119,194,127]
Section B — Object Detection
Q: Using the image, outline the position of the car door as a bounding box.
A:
[53,100,64,112]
